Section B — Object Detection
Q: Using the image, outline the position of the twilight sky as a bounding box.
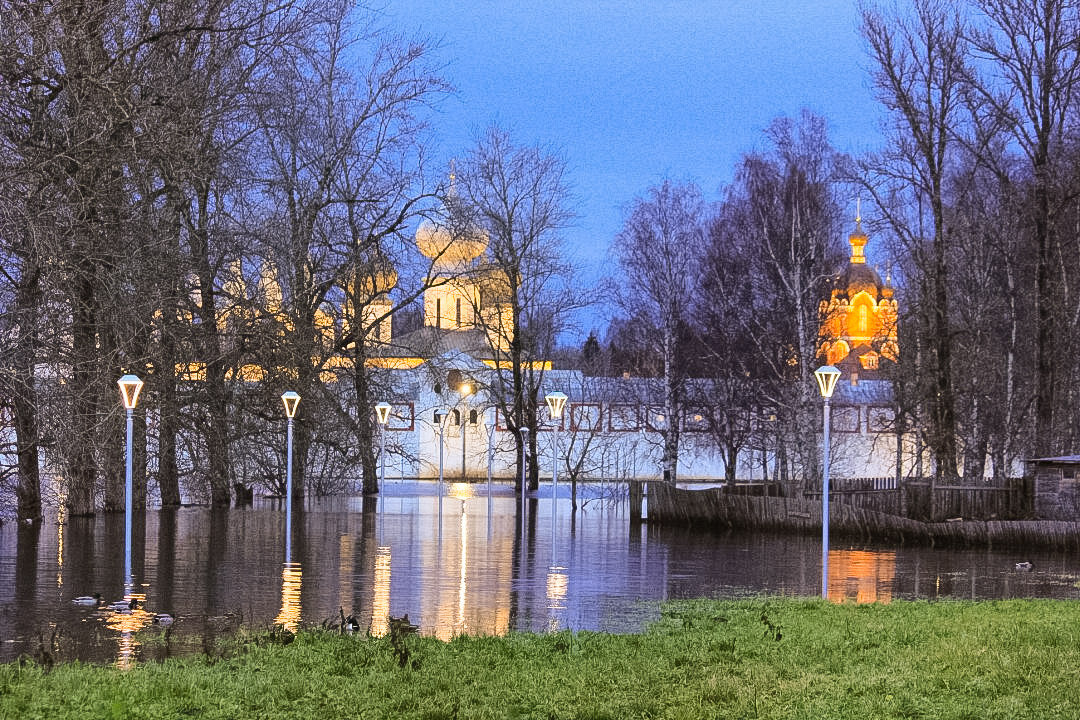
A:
[386,0,884,337]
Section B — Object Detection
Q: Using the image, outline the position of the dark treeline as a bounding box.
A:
[0,0,452,520]
[3,0,1080,520]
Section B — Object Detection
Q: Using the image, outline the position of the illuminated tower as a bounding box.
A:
[818,210,898,377]
[414,173,513,353]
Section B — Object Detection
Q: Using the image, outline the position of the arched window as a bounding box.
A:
[857,305,869,333]
[456,297,462,327]
[469,409,478,425]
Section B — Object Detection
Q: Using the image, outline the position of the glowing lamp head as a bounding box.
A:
[545,391,568,420]
[814,365,842,400]
[460,382,473,396]
[281,391,301,418]
[375,402,392,425]
[117,375,144,410]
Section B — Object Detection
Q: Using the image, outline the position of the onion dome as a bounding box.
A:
[416,173,488,266]
[416,219,488,264]
[351,255,398,298]
[833,216,886,300]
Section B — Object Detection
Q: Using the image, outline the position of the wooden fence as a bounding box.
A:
[802,476,1031,522]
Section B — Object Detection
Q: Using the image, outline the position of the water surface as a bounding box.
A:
[2,481,1077,665]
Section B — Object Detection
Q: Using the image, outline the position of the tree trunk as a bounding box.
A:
[67,273,99,517]
[12,249,42,522]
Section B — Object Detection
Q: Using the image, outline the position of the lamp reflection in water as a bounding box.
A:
[275,561,303,634]
[106,592,151,670]
[546,565,568,632]
[827,549,896,603]
[370,546,392,637]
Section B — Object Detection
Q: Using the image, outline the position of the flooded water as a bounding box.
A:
[2,481,1079,666]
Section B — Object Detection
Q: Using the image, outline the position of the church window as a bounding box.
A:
[469,409,478,424]
[857,305,869,333]
[436,298,442,329]
[456,297,462,327]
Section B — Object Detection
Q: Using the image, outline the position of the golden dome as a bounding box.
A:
[350,262,397,297]
[415,218,488,264]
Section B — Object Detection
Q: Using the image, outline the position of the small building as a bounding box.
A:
[1027,455,1080,519]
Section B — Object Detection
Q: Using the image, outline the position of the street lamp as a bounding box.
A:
[375,402,392,489]
[545,391,568,499]
[814,365,841,599]
[117,374,144,591]
[281,391,300,558]
[459,382,473,480]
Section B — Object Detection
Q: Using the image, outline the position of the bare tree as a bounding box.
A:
[252,2,446,499]
[456,126,575,491]
[861,0,968,479]
[714,113,844,493]
[613,180,705,484]
[965,0,1080,454]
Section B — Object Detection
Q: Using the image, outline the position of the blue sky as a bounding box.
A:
[385,1,884,337]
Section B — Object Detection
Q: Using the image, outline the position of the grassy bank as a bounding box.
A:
[3,598,1079,719]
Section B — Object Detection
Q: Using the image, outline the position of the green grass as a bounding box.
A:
[2,598,1079,719]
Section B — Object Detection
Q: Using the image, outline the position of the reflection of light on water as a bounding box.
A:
[106,593,152,670]
[56,506,66,589]
[827,549,896,603]
[546,566,568,609]
[547,565,568,632]
[457,503,468,636]
[371,546,391,637]
[274,562,302,633]
[339,534,354,611]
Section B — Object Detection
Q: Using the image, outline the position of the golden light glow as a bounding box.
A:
[817,219,898,368]
[826,549,896,603]
[367,357,426,370]
[106,592,152,670]
[371,546,392,638]
[275,562,302,633]
[56,506,65,588]
[448,482,475,500]
[546,566,568,609]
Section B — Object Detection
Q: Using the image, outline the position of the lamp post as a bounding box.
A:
[486,408,495,492]
[814,365,841,599]
[375,402,392,489]
[117,374,144,591]
[436,407,450,489]
[545,391,568,504]
[281,391,300,560]
[459,382,472,480]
